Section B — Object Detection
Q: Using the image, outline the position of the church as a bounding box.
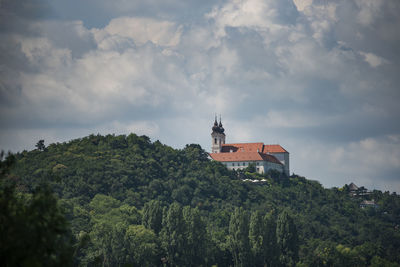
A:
[208,117,290,176]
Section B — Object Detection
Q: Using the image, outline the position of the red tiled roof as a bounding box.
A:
[211,142,287,165]
[221,143,264,153]
[259,153,283,164]
[210,152,263,161]
[221,143,288,153]
[263,144,288,153]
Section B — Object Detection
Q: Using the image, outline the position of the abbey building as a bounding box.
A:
[209,117,290,176]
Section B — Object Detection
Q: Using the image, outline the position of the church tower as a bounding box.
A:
[211,116,225,153]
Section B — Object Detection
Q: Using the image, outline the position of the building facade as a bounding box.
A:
[209,118,290,176]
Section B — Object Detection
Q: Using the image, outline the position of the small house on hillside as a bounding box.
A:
[348,182,370,197]
[349,183,359,197]
[360,200,378,209]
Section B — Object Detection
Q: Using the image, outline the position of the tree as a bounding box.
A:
[161,202,187,266]
[183,206,207,266]
[142,199,163,234]
[0,152,73,266]
[228,207,252,267]
[125,225,160,267]
[249,211,278,267]
[263,212,279,267]
[249,211,265,266]
[245,163,257,173]
[89,220,114,267]
[370,255,400,267]
[36,139,46,151]
[276,210,299,267]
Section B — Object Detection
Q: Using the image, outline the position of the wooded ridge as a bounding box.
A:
[1,133,400,266]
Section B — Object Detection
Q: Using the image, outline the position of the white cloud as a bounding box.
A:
[297,1,338,44]
[359,51,389,67]
[355,0,384,26]
[206,0,290,38]
[293,0,313,12]
[93,17,183,47]
[262,110,326,128]
[7,16,194,124]
[108,120,160,137]
[18,36,72,68]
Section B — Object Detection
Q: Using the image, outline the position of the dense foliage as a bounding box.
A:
[2,133,400,266]
[0,153,73,267]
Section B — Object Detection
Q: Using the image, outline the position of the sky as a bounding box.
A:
[1,0,400,192]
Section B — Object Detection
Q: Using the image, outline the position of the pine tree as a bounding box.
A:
[35,139,46,151]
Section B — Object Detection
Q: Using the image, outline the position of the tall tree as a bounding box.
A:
[263,212,279,267]
[249,211,278,267]
[276,210,299,267]
[183,206,207,266]
[229,207,252,267]
[249,210,265,267]
[142,199,163,234]
[161,202,187,266]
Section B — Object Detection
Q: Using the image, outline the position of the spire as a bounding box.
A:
[212,114,219,132]
[218,115,224,133]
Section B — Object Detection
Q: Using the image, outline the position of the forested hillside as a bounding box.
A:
[2,133,400,266]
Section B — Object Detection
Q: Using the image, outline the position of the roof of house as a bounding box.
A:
[263,144,288,153]
[209,151,282,165]
[360,200,376,205]
[220,143,288,153]
[349,182,359,191]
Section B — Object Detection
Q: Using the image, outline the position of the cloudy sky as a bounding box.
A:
[1,0,400,192]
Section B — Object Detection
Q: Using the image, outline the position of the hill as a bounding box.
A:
[2,133,400,266]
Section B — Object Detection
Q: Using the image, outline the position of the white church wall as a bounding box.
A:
[270,152,290,176]
[221,160,284,174]
[262,161,284,174]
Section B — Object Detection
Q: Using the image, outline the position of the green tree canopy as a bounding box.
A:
[276,209,299,267]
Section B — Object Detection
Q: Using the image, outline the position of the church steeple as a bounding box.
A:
[218,115,224,133]
[211,115,226,153]
[212,115,219,132]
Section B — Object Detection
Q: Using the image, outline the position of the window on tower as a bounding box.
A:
[214,138,217,144]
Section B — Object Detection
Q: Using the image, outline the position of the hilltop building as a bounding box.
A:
[348,182,370,197]
[360,199,378,209]
[208,117,289,175]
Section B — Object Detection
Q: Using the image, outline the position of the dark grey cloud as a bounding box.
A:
[49,0,226,28]
[0,0,53,21]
